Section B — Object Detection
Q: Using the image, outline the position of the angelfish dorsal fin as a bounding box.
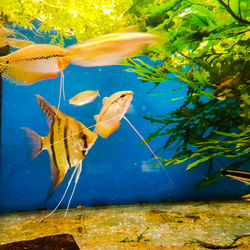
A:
[36,95,57,126]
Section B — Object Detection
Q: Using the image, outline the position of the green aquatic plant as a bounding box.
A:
[0,0,135,46]
[120,227,149,243]
[125,0,250,185]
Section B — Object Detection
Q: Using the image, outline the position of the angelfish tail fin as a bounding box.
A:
[22,127,43,159]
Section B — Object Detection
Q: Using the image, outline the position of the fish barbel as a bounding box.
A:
[23,95,98,218]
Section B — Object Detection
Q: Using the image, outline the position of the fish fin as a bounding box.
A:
[64,162,82,217]
[241,193,250,201]
[1,64,58,85]
[94,114,99,121]
[42,166,78,220]
[95,121,120,138]
[36,95,57,126]
[48,158,60,196]
[22,127,43,159]
[102,97,108,105]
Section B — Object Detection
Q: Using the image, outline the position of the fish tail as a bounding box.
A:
[221,169,250,184]
[22,127,43,159]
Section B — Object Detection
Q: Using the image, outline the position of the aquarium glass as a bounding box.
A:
[0,0,249,213]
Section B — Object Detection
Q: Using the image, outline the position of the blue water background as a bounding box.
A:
[0,27,248,213]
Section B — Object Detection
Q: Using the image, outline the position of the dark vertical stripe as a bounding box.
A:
[64,119,71,167]
[82,134,88,148]
[82,150,86,158]
[50,121,58,171]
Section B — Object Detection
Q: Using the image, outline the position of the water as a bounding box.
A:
[0,28,247,214]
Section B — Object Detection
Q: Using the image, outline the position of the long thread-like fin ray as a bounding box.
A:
[64,162,82,217]
[123,115,175,187]
[56,71,64,114]
[62,70,65,101]
[41,166,78,221]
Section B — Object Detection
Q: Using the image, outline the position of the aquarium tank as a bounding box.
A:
[0,0,249,216]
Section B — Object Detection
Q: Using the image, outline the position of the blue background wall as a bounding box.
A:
[0,28,248,213]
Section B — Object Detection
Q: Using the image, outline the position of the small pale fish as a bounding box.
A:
[69,90,100,106]
[68,32,158,67]
[94,91,133,138]
[221,169,250,184]
[23,95,98,218]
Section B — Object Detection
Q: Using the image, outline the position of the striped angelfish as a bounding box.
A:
[23,95,98,218]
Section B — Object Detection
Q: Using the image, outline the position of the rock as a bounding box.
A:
[0,234,79,250]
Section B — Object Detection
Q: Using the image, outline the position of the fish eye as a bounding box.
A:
[120,94,126,98]
[6,60,9,64]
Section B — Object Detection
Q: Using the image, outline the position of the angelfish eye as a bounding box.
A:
[120,94,126,98]
[6,60,9,64]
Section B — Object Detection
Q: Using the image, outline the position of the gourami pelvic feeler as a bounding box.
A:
[94,91,175,186]
[23,95,98,218]
[0,32,158,110]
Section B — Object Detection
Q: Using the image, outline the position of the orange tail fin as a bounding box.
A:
[22,127,43,159]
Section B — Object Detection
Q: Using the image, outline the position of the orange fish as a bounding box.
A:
[94,91,133,138]
[23,95,98,218]
[68,32,158,67]
[0,32,157,85]
[0,44,71,85]
[0,32,157,110]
